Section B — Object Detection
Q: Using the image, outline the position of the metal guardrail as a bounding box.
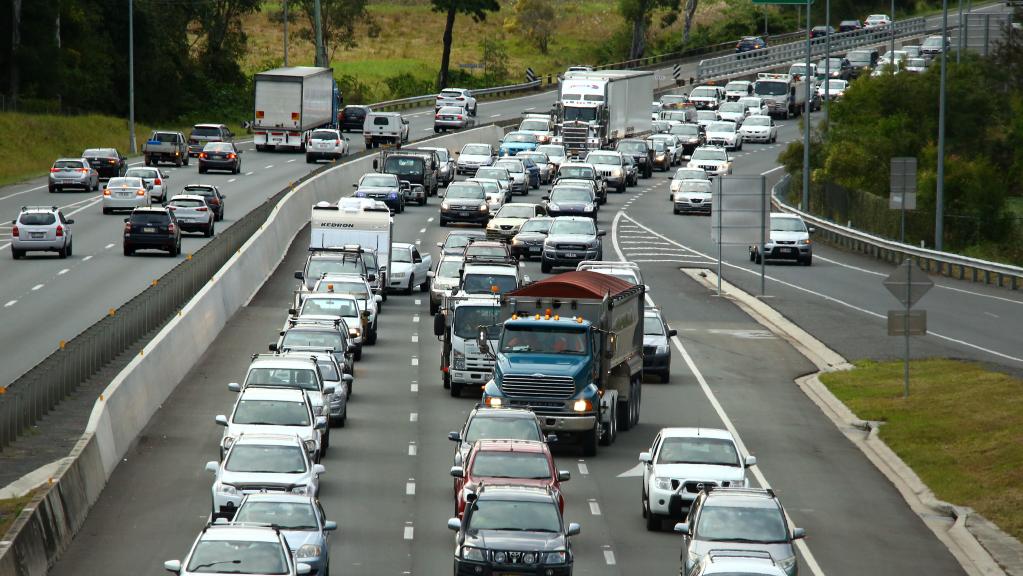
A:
[772,175,1023,290]
[371,80,542,112]
[697,18,927,81]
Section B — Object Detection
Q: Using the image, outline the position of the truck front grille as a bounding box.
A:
[499,375,576,398]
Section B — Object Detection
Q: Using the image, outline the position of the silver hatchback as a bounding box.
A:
[48,158,99,193]
[11,206,74,259]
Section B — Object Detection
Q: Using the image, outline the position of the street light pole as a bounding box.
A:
[128,0,136,154]
[936,0,948,250]
[283,0,289,66]
[891,0,896,60]
[957,0,963,63]
[824,0,831,128]
[802,0,812,211]
[313,0,325,67]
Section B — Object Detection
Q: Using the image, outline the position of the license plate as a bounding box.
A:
[458,211,471,217]
[30,232,44,239]
[529,246,541,253]
[781,247,794,254]
[143,227,156,233]
[272,137,283,143]
[117,193,132,198]
[565,252,578,258]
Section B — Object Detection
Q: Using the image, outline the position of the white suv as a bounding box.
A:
[216,386,327,461]
[163,523,312,576]
[11,205,74,259]
[306,128,349,163]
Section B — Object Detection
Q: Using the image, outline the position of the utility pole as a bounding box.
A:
[936,0,948,250]
[802,0,811,212]
[891,0,896,61]
[128,0,136,154]
[824,0,831,128]
[314,0,325,67]
[957,0,963,63]
[283,0,289,66]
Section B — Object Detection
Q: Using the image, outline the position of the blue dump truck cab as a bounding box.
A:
[482,271,644,456]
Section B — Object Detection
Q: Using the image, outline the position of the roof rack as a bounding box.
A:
[287,317,344,329]
[463,253,517,266]
[705,486,775,498]
[21,206,60,211]
[705,549,776,564]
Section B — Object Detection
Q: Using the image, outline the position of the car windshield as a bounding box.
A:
[183,185,216,196]
[233,399,310,426]
[618,142,647,154]
[519,219,552,233]
[724,82,747,92]
[462,144,491,155]
[500,326,587,355]
[907,59,926,68]
[360,175,397,187]
[847,51,871,65]
[307,258,361,278]
[453,305,502,339]
[789,65,810,76]
[519,120,548,131]
[674,169,707,180]
[54,160,86,169]
[537,145,566,158]
[754,81,788,96]
[691,149,727,162]
[467,500,561,532]
[446,184,485,199]
[586,154,618,165]
[424,148,448,162]
[475,168,509,181]
[225,445,307,474]
[923,37,945,48]
[551,189,591,203]
[384,157,423,176]
[245,367,320,391]
[465,245,508,259]
[696,111,718,121]
[480,182,501,195]
[671,125,700,136]
[465,416,541,442]
[437,258,463,279]
[826,80,848,89]
[494,161,524,173]
[472,452,551,479]
[130,212,170,224]
[696,504,789,543]
[744,116,771,126]
[658,437,740,465]
[108,177,142,188]
[186,541,288,574]
[316,280,368,297]
[391,248,413,263]
[126,168,158,179]
[83,148,116,157]
[191,126,224,137]
[681,181,712,193]
[281,330,343,352]
[559,166,595,179]
[771,217,807,232]
[462,273,518,296]
[661,95,687,105]
[316,359,340,381]
[204,142,233,152]
[234,502,319,530]
[302,298,358,317]
[643,316,665,335]
[690,87,718,98]
[19,212,56,225]
[441,90,465,98]
[719,103,744,113]
[439,107,463,115]
[549,219,595,236]
[311,130,338,140]
[496,205,535,219]
[563,106,598,122]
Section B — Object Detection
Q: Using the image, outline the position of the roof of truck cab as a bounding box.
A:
[257,66,332,78]
[508,270,633,299]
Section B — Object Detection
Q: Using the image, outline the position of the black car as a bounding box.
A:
[198,142,242,174]
[817,57,854,80]
[123,207,181,256]
[510,217,553,261]
[838,19,862,32]
[339,105,372,132]
[735,36,767,53]
[181,184,227,221]
[616,139,654,178]
[439,181,489,227]
[448,485,579,576]
[643,308,677,383]
[809,25,835,38]
[543,186,597,219]
[83,148,127,179]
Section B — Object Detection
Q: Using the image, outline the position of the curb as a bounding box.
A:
[680,267,1012,576]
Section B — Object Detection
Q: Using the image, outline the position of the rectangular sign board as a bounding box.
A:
[888,309,927,336]
[711,177,768,246]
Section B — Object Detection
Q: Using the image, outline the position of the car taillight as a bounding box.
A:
[200,153,207,159]
[136,189,145,196]
[50,168,60,173]
[457,115,463,120]
[335,139,341,146]
[227,153,236,159]
[124,222,131,233]
[108,159,116,164]
[456,97,465,100]
[11,225,18,237]
[79,168,90,173]
[55,225,63,237]
[435,114,440,119]
[167,223,176,233]
[209,198,220,205]
[154,178,162,185]
[197,207,208,212]
[103,189,111,196]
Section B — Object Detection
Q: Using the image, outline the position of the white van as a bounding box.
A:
[363,112,410,149]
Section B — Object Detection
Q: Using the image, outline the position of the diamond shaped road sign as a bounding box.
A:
[883,260,934,307]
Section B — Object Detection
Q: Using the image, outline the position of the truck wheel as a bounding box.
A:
[443,371,451,389]
[581,423,598,457]
[420,276,430,292]
[617,398,632,431]
[175,157,182,167]
[540,260,552,274]
[450,381,463,397]
[144,156,151,167]
[599,403,617,446]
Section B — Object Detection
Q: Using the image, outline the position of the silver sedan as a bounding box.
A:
[434,106,476,132]
[102,177,151,214]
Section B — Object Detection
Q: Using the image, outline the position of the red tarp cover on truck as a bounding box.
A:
[508,270,633,299]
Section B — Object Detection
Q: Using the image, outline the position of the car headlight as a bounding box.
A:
[304,439,318,453]
[547,203,560,211]
[291,485,309,495]
[687,550,702,567]
[478,204,488,212]
[799,238,812,245]
[656,154,666,160]
[543,551,567,564]
[349,328,360,338]
[654,477,672,490]
[777,555,797,572]
[612,168,623,177]
[453,350,466,370]
[494,551,508,563]
[461,546,486,561]
[222,436,235,450]
[388,192,398,198]
[355,191,366,198]
[216,483,238,496]
[584,204,594,212]
[392,271,406,278]
[296,544,322,559]
[671,182,682,192]
[312,405,324,416]
[511,237,523,245]
[441,201,450,210]
[656,344,669,354]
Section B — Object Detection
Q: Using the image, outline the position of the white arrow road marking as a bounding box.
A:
[617,463,644,478]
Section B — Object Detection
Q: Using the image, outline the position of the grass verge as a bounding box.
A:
[820,359,1023,540]
[0,488,40,539]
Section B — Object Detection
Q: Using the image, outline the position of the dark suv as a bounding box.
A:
[123,207,181,256]
[448,484,579,576]
[439,181,488,227]
[616,139,654,178]
[339,105,371,132]
[675,487,805,576]
[449,406,550,466]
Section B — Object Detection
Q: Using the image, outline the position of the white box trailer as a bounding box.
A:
[555,70,653,155]
[254,67,338,152]
[310,202,393,279]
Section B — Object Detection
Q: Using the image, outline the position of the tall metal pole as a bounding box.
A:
[760,176,767,296]
[903,258,911,398]
[802,0,811,212]
[957,0,963,63]
[936,0,948,251]
[283,0,289,66]
[716,177,723,296]
[891,0,896,61]
[313,0,325,67]
[128,0,136,154]
[824,0,831,128]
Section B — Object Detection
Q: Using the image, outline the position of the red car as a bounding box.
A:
[450,439,569,518]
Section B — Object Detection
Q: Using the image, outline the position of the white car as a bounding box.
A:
[124,166,169,203]
[475,179,507,214]
[738,115,778,143]
[704,121,743,151]
[723,80,753,101]
[517,115,554,145]
[737,96,770,117]
[306,128,349,163]
[536,144,568,168]
[310,273,382,345]
[639,428,756,530]
[817,79,848,100]
[716,102,749,126]
[102,176,151,214]
[864,13,892,27]
[291,292,366,356]
[215,387,327,461]
[688,146,732,176]
[163,524,313,576]
[165,194,215,237]
[435,88,477,115]
[673,178,714,215]
[389,242,432,294]
[456,143,494,175]
[669,168,711,198]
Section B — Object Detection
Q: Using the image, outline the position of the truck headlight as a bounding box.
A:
[656,344,669,354]
[296,544,322,559]
[216,483,238,496]
[453,350,466,370]
[777,556,797,572]
[572,399,592,412]
[654,477,672,490]
[461,546,486,561]
[543,551,567,564]
[304,439,318,453]
[291,485,309,495]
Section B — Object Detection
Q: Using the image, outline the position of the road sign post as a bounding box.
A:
[889,157,917,244]
[711,176,769,296]
[883,259,934,397]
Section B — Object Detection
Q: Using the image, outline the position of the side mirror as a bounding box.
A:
[313,464,327,476]
[639,451,652,463]
[745,455,758,467]
[205,461,219,474]
[66,219,75,225]
[450,466,465,478]
[163,560,182,574]
[448,431,461,442]
[447,517,462,531]
[668,329,678,337]
[268,343,279,352]
[436,242,444,248]
[558,470,571,482]
[793,527,806,539]
[374,295,383,303]
[294,271,304,280]
[542,196,549,201]
[673,523,689,535]
[215,415,228,426]
[807,226,816,234]
[352,183,358,188]
[123,218,130,223]
[296,563,312,576]
[546,433,558,443]
[566,523,581,537]
[372,159,379,170]
[434,313,445,337]
[597,230,606,237]
[367,274,376,282]
[477,328,490,355]
[323,520,338,531]
[228,382,241,392]
[288,308,298,315]
[315,416,328,430]
[342,374,354,384]
[323,385,336,396]
[427,270,435,278]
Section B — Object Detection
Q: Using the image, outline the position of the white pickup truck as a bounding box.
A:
[389,242,433,294]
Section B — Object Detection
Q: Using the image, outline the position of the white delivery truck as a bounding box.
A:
[554,70,654,156]
[753,73,807,120]
[433,293,501,397]
[253,67,341,152]
[310,202,393,298]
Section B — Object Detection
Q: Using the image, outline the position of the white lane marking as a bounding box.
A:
[57,268,69,276]
[4,300,16,308]
[588,500,602,515]
[412,314,420,323]
[414,299,421,305]
[985,311,999,318]
[410,412,418,422]
[411,357,419,366]
[617,463,644,477]
[104,243,115,249]
[759,165,785,176]
[245,171,254,176]
[524,107,535,111]
[404,525,414,540]
[411,382,419,392]
[419,228,426,234]
[31,284,43,291]
[408,442,417,456]
[617,212,1023,365]
[412,333,419,343]
[603,550,616,565]
[611,213,827,576]
[82,255,93,262]
[423,128,434,132]
[577,461,589,475]
[264,165,274,169]
[490,114,501,118]
[427,217,434,222]
[406,480,416,495]
[228,178,237,183]
[287,159,296,163]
